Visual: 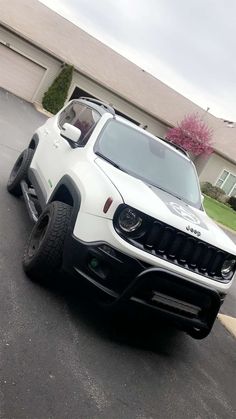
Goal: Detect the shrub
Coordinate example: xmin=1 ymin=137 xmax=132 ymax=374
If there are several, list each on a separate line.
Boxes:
xmin=201 ymin=181 xmax=226 ymax=201
xmin=228 ymin=196 xmax=236 ymax=211
xmin=42 ymin=64 xmax=73 ymax=114
xmin=217 ymin=194 xmax=229 ymax=204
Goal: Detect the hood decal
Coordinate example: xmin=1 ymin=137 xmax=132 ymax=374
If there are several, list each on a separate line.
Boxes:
xmin=166 ymin=201 xmax=207 ymax=229
xmin=168 ymin=202 xmax=200 ymax=224
xmin=147 ymin=185 xmax=208 ymax=230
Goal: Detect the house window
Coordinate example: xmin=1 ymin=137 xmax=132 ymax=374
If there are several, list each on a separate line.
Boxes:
xmin=231 ymin=185 xmax=236 ymax=197
xmin=216 ymin=170 xmax=236 ymax=196
xmin=215 ymin=170 xmax=229 ymax=188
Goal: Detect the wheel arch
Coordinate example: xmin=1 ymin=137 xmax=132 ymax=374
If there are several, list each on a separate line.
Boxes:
xmin=49 ymin=175 xmax=81 ymax=231
xmin=28 ymin=134 xmax=39 ymax=151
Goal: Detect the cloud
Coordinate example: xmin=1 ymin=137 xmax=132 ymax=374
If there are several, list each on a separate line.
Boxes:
xmin=40 ymin=0 xmax=236 ymax=120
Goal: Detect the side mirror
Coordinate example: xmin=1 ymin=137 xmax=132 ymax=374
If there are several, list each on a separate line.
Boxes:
xmin=61 ymin=123 xmax=81 ymax=145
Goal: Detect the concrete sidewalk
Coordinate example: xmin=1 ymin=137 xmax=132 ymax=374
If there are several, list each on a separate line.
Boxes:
xmin=218 ymin=314 xmax=236 ymax=338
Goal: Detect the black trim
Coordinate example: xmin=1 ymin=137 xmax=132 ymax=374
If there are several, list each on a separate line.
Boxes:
xmin=49 ymin=175 xmax=81 ymax=233
xmin=28 ymin=170 xmax=81 ymax=231
xmin=60 ymin=133 xmax=79 ymax=149
xmin=63 ymin=236 xmax=222 ymax=339
xmin=63 ymin=236 xmax=145 ymax=294
xmin=28 ymin=134 xmax=39 ymax=150
xmin=62 ymin=236 xmax=221 ymax=338
xmin=28 ymin=167 xmax=47 ymax=210
xmin=20 ymin=180 xmax=39 ymax=223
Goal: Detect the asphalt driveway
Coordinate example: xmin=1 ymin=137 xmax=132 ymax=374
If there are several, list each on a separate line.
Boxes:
xmin=0 ymin=88 xmax=236 ymax=419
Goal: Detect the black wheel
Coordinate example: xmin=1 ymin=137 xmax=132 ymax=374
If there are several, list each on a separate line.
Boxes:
xmin=7 ymin=148 xmax=34 ymax=196
xmin=23 ymin=201 xmax=72 ymax=282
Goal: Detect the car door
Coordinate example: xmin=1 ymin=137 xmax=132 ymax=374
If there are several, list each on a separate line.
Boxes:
xmin=33 ymin=100 xmax=100 ymax=203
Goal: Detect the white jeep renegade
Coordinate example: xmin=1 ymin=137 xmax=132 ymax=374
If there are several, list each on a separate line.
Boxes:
xmin=7 ymin=97 xmax=236 ymax=339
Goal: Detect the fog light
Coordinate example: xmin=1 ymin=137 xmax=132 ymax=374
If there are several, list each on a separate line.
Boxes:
xmin=89 ymin=258 xmax=99 ymax=269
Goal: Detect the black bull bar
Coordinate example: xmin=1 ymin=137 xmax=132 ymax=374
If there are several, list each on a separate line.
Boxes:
xmin=105 ymin=267 xmax=221 ymax=339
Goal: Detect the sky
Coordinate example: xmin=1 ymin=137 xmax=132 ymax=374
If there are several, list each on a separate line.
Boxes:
xmin=40 ymin=0 xmax=236 ymax=121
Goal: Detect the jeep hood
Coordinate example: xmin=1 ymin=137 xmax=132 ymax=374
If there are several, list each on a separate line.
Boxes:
xmin=95 ymin=158 xmax=236 ymax=255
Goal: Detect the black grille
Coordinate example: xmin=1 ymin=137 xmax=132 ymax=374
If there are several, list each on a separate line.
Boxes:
xmin=134 ymin=220 xmax=228 ymax=281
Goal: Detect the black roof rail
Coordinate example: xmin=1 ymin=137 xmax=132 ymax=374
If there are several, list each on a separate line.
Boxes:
xmin=158 ymin=137 xmax=190 ymax=158
xmin=79 ymin=97 xmax=116 ymax=116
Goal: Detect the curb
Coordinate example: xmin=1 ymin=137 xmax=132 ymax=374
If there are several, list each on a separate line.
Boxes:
xmin=33 ymin=102 xmax=54 ymax=118
xmin=216 ymin=221 xmax=236 ymax=235
xmin=218 ymin=314 xmax=236 ymax=338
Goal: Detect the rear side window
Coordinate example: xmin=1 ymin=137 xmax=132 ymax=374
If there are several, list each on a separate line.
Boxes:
xmin=59 ymin=101 xmax=100 ymax=143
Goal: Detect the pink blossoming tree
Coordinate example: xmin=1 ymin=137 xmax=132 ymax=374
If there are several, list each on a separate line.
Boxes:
xmin=165 ymin=113 xmax=213 ymax=156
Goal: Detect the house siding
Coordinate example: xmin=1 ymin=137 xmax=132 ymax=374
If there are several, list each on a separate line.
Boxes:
xmin=69 ymin=73 xmax=169 ymax=138
xmin=199 ymin=152 xmax=236 ymax=186
xmin=0 ymin=26 xmax=169 ymax=139
xmin=0 ymin=26 xmax=61 ymax=103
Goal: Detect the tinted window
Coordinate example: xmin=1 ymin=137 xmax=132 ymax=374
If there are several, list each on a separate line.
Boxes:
xmin=95 ymin=120 xmax=201 ymax=208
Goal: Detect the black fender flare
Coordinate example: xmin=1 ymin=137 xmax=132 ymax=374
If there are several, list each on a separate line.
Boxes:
xmin=28 ymin=133 xmax=39 ymax=151
xmin=48 ymin=175 xmax=82 ymax=233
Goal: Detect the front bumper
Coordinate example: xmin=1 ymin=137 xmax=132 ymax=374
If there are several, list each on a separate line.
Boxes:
xmin=63 ymin=236 xmax=222 ymax=339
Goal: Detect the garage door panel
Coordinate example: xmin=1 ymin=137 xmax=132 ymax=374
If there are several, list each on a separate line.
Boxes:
xmin=0 ymin=44 xmax=45 ymax=101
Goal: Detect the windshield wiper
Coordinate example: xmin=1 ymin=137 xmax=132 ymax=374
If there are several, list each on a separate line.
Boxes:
xmin=147 ymin=182 xmax=185 ymax=202
xmin=95 ymin=152 xmax=124 ymax=170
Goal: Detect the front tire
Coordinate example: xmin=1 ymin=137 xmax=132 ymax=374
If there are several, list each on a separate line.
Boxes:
xmin=7 ymin=148 xmax=34 ymax=196
xmin=23 ymin=201 xmax=72 ymax=282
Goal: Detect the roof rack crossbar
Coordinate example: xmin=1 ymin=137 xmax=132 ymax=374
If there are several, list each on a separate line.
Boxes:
xmin=79 ymin=97 xmax=115 ymax=116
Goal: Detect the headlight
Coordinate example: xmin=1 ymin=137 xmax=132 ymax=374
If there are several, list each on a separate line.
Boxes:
xmin=118 ymin=207 xmax=142 ymax=233
xmin=221 ymin=258 xmax=236 ymax=280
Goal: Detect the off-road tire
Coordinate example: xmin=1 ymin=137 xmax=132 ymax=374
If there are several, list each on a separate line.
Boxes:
xmin=7 ymin=148 xmax=34 ymax=196
xmin=23 ymin=201 xmax=72 ymax=282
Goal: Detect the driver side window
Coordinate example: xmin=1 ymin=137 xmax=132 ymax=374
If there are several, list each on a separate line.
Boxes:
xmin=59 ymin=101 xmax=100 ymax=144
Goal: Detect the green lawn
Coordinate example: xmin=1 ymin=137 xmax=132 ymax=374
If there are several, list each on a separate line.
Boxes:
xmin=203 ymin=195 xmax=236 ymax=231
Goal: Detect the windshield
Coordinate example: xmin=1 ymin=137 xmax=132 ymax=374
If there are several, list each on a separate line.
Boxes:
xmin=95 ymin=120 xmax=201 ymax=208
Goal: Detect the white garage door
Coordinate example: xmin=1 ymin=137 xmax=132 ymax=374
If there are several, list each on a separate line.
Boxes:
xmin=0 ymin=44 xmax=46 ymax=101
